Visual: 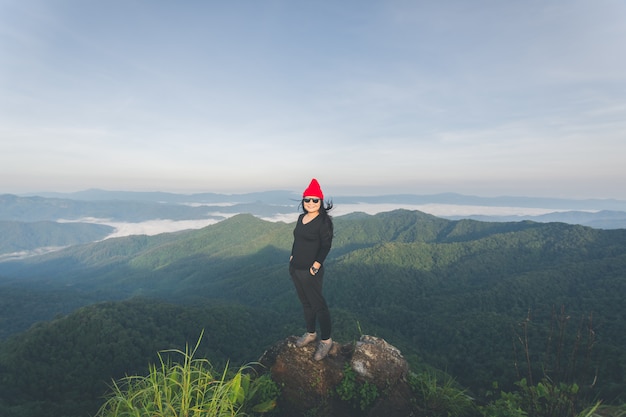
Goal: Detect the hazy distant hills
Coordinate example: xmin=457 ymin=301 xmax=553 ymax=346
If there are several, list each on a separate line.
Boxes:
xmin=446 ymin=210 xmax=626 ymax=229
xmin=29 ymin=189 xmax=300 ymax=204
xmin=0 ymin=193 xmax=242 ymax=222
xmin=27 ymin=188 xmax=626 ymax=211
xmin=0 ymin=221 xmax=114 ymax=261
xmin=2 ymin=189 xmax=626 ymax=229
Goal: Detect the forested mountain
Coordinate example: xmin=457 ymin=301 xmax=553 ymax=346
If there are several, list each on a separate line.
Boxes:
xmin=1 ymin=210 xmax=625 ymax=417
xmin=0 ymin=193 xmax=238 ymax=222
xmin=0 ymin=220 xmax=113 ymax=258
xmin=0 ymin=299 xmax=287 ymax=417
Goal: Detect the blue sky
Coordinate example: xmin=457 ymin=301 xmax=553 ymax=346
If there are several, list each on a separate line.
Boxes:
xmin=1 ymin=1 xmax=625 ymax=199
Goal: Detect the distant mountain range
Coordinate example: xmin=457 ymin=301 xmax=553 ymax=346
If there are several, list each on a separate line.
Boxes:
xmin=5 ymin=188 xmax=626 ymax=221
xmin=444 ymin=210 xmax=626 ymax=229
xmin=24 ymin=188 xmax=626 ymax=211
xmin=1 ymin=189 xmax=625 ymax=259
xmin=0 ymin=221 xmax=113 ymax=261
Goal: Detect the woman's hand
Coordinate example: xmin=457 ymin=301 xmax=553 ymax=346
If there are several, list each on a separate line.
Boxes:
xmin=310 ymin=262 xmax=321 ymax=275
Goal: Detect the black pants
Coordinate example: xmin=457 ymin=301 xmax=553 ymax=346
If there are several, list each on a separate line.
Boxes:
xmin=290 ymin=266 xmax=331 ymax=340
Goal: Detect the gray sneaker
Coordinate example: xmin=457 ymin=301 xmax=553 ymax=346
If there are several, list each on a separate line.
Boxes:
xmin=314 ymin=339 xmax=332 ymax=361
xmin=296 ymin=332 xmax=317 ymax=348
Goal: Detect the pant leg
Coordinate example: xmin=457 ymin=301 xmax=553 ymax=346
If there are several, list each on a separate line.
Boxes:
xmin=290 ymin=267 xmax=331 ymax=340
xmin=290 ymin=267 xmax=317 ymax=333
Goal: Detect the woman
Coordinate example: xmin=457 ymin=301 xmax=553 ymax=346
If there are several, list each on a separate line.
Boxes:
xmin=289 ymin=178 xmax=334 ymax=361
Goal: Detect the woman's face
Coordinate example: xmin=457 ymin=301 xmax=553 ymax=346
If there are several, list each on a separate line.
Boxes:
xmin=303 ymin=196 xmax=321 ymax=213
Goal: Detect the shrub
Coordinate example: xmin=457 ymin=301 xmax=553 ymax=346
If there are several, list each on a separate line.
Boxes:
xmin=408 ymin=370 xmax=478 ymax=417
xmin=335 ymin=364 xmax=379 ymax=411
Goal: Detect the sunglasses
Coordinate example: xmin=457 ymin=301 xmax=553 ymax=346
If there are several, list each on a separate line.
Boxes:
xmin=303 ymin=198 xmax=320 ymax=203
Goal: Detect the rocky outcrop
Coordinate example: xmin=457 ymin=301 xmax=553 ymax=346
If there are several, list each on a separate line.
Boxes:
xmin=256 ymin=335 xmax=416 ymax=417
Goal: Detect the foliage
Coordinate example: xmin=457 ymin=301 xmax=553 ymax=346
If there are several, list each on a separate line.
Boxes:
xmin=480 ymin=307 xmax=603 ymax=417
xmin=516 ymin=377 xmax=581 ymax=417
xmin=0 ymin=285 xmax=101 ymax=340
xmin=480 ymin=388 xmax=528 ymax=417
xmin=407 ymin=370 xmax=478 ymax=417
xmin=334 ymin=364 xmax=379 ymax=411
xmin=95 ymin=332 xmax=278 ymax=417
xmin=480 ymin=380 xmax=619 ymax=417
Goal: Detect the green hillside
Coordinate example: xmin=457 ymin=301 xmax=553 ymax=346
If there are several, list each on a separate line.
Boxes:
xmin=0 ymin=220 xmax=114 ymax=257
xmin=1 ymin=210 xmax=626 ymax=417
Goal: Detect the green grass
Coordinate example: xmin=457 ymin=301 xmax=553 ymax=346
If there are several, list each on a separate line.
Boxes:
xmin=95 ymin=331 xmax=278 ymax=417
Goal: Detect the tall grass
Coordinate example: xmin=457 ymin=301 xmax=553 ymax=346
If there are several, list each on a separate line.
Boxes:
xmin=408 ymin=370 xmax=478 ymax=417
xmin=95 ymin=331 xmax=277 ymax=417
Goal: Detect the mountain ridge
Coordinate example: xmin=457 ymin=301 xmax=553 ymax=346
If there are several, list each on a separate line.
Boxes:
xmin=0 ymin=220 xmax=114 ymax=259
xmin=4 ymin=191 xmax=626 ymax=229
xmin=21 ymin=188 xmax=626 ymax=210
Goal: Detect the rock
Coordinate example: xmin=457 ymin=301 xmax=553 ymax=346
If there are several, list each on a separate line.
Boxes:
xmin=350 ymin=335 xmax=409 ymax=389
xmin=256 ymin=335 xmax=416 ymax=417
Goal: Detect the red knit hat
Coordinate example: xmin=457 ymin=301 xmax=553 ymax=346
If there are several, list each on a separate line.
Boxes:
xmin=303 ymin=178 xmax=324 ymax=200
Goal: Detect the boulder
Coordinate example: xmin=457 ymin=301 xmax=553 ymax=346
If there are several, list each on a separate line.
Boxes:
xmin=350 ymin=335 xmax=409 ymax=389
xmin=256 ymin=335 xmax=416 ymax=417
